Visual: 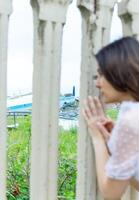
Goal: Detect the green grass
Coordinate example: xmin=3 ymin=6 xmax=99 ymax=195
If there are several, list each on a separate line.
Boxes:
xmin=7 ymin=116 xmax=31 ymax=200
xmin=7 ymin=116 xmax=77 ymax=200
xmin=58 ymin=127 xmax=77 ymax=199
xmin=6 ymin=107 xmax=118 ymax=199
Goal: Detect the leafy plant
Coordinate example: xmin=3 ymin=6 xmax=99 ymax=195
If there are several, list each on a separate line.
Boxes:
xmin=7 ymin=116 xmax=31 ymax=200
xmin=7 ymin=117 xmax=77 ymax=200
xmin=6 ymin=107 xmax=119 ymax=199
xmin=106 ymin=108 xmax=119 ymax=120
xmin=58 ymin=127 xmax=77 ymax=199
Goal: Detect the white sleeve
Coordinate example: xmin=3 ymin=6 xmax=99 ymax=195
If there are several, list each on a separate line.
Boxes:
xmin=106 ymin=109 xmax=139 ymax=180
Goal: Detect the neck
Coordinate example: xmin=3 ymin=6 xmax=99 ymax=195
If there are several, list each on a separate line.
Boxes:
xmin=120 ymin=94 xmax=136 ymax=103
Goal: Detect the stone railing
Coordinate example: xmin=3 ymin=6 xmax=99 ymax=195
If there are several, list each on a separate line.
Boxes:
xmin=0 ymin=0 xmax=139 ymax=199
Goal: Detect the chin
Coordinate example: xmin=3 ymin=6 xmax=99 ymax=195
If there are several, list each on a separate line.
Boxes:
xmin=100 ymin=95 xmax=109 ymax=103
xmin=104 ymin=99 xmax=112 ymax=104
xmin=102 ymin=95 xmax=117 ymax=104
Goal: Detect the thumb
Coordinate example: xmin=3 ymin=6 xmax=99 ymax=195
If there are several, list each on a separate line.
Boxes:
xmin=97 ymin=122 xmax=108 ymax=133
xmin=97 ymin=122 xmax=111 ymax=140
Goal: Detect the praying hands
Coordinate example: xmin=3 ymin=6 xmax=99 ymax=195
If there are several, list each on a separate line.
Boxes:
xmin=82 ymin=96 xmax=114 ymax=142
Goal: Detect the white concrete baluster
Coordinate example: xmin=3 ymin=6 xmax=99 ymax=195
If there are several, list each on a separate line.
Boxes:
xmin=76 ymin=0 xmax=116 ymax=199
xmin=118 ymin=0 xmax=133 ymax=36
xmin=118 ymin=0 xmax=139 ymax=40
xmin=131 ymin=185 xmax=139 ymax=200
xmin=30 ymin=0 xmax=71 ymax=199
xmin=0 ymin=1 xmax=12 ymax=199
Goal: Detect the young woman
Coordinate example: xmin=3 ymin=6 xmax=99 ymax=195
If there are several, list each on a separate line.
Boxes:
xmin=83 ymin=37 xmax=139 ymax=199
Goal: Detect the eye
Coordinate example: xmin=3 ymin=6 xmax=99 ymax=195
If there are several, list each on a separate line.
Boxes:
xmin=93 ymin=75 xmax=98 ymax=80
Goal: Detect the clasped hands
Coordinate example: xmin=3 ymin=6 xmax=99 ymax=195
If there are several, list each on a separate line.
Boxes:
xmin=82 ymin=96 xmax=114 ymax=142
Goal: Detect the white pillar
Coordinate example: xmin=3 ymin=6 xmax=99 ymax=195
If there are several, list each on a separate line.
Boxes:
xmin=131 ymin=185 xmax=139 ymax=199
xmin=30 ymin=0 xmax=71 ymax=199
xmin=76 ymin=0 xmax=116 ymax=199
xmin=90 ymin=0 xmax=117 ymax=52
xmin=118 ymin=0 xmax=139 ymax=40
xmin=0 ymin=1 xmax=12 ymax=199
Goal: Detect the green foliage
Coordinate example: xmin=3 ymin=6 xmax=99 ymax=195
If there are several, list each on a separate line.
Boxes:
xmin=7 ymin=116 xmax=31 ymax=200
xmin=58 ymin=127 xmax=77 ymax=199
xmin=106 ymin=108 xmax=119 ymax=120
xmin=7 ymin=117 xmax=77 ymax=199
xmin=6 ymin=107 xmax=119 ymax=199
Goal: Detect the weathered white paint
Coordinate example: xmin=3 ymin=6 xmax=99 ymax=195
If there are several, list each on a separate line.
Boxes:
xmin=30 ymin=0 xmax=71 ymax=199
xmin=91 ymin=0 xmax=117 ymax=52
xmin=0 ymin=0 xmax=12 ymax=14
xmin=0 ymin=1 xmax=12 ymax=199
xmin=118 ymin=0 xmax=139 ymax=39
xmin=76 ymin=0 xmax=116 ymax=199
xmin=131 ymin=185 xmax=139 ymax=199
xmin=76 ymin=13 xmax=99 ymax=199
xmin=39 ymin=2 xmax=70 ymax=23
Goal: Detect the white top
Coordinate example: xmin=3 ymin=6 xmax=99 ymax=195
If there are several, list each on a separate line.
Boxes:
xmin=106 ymin=101 xmax=139 ymax=181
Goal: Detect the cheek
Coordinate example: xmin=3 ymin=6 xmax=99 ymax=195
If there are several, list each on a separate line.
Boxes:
xmin=99 ymin=78 xmax=104 ymax=86
xmin=101 ymin=80 xmax=108 ymax=88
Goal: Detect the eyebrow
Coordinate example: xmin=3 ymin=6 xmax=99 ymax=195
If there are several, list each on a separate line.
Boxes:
xmin=97 ymin=68 xmax=103 ymax=75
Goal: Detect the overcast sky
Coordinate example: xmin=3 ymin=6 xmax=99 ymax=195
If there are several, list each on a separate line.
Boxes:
xmin=7 ymin=0 xmax=122 ymax=96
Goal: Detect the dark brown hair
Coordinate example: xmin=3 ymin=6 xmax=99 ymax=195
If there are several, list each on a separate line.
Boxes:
xmin=95 ymin=37 xmax=139 ymax=101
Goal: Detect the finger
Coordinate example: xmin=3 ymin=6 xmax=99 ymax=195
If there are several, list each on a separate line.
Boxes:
xmin=83 ymin=100 xmax=93 ymax=119
xmin=99 ymin=126 xmax=110 ymax=139
xmin=103 ymin=131 xmax=111 ymax=142
xmin=94 ymin=96 xmax=105 ymax=117
xmin=102 ymin=119 xmax=115 ymax=132
xmin=97 ymin=122 xmax=111 ymax=141
xmin=102 ymin=131 xmax=111 ymax=142
xmin=101 ymin=119 xmax=114 ymax=127
xmin=87 ymin=96 xmax=97 ymax=116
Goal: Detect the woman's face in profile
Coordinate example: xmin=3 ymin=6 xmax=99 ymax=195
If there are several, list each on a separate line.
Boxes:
xmin=95 ymin=71 xmax=132 ymax=104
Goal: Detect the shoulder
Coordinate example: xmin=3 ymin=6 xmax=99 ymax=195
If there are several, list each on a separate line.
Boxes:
xmin=118 ymin=101 xmax=139 ymax=132
xmin=108 ymin=101 xmax=139 ymax=154
xmin=119 ymin=101 xmax=139 ymax=120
